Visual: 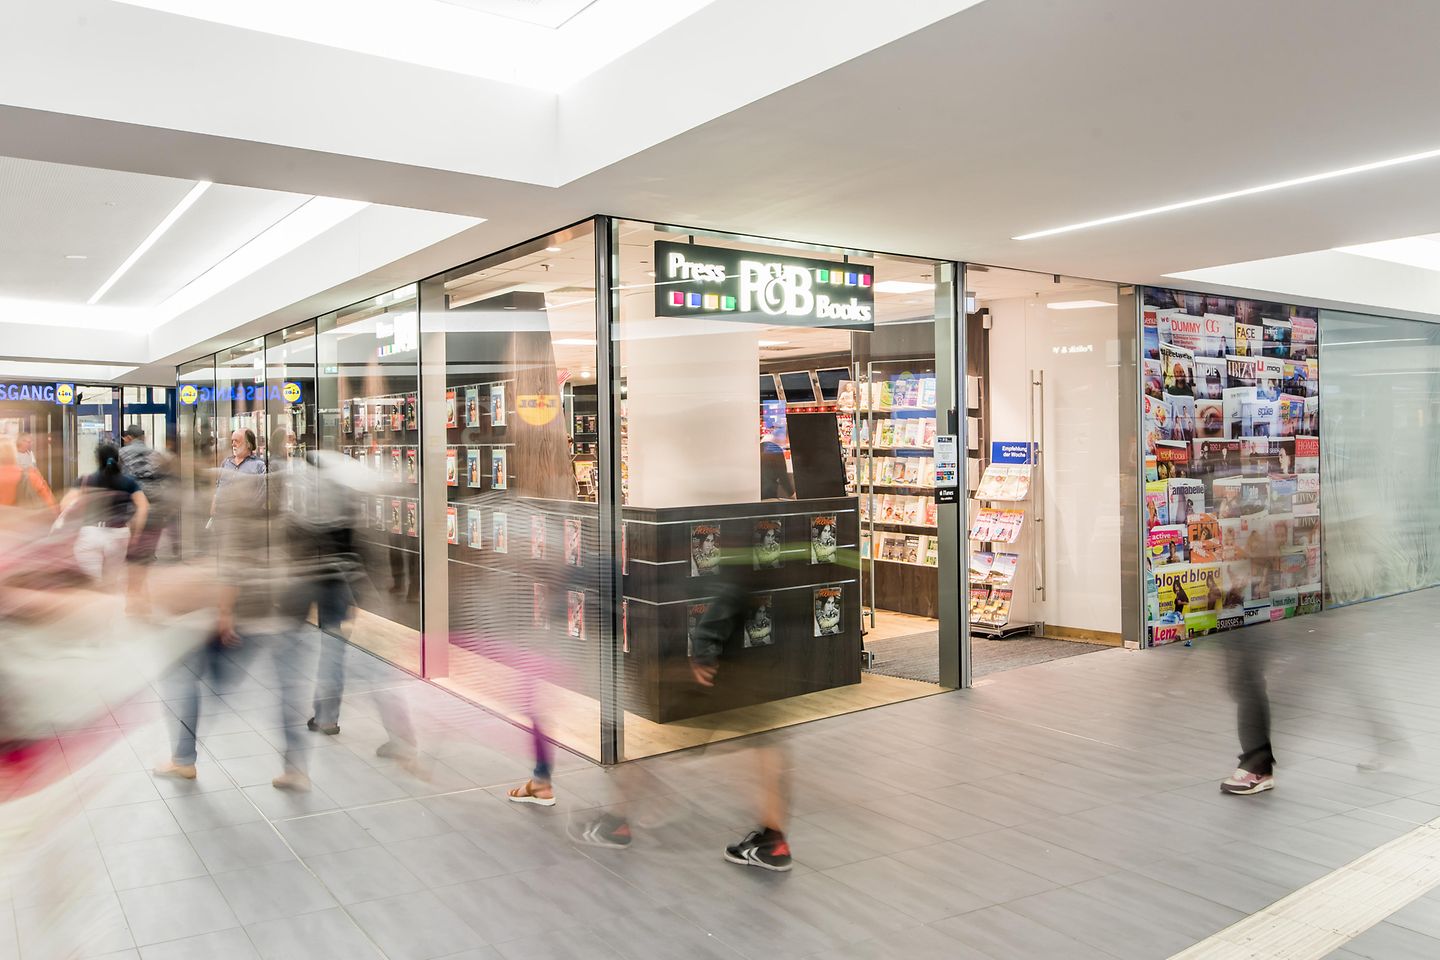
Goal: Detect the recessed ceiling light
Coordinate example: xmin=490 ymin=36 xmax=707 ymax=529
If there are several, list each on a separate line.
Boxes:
xmin=1013 ymin=144 xmax=1440 ymax=240
xmin=758 ymin=339 xmax=789 ymax=347
xmin=554 ymin=337 xmax=597 ymax=345
xmin=89 ymin=181 xmax=212 ymax=305
xmin=545 ymin=245 xmax=563 ymax=253
xmin=503 ymin=304 xmax=517 ymax=310
xmin=581 ymin=370 xmax=593 ymax=379
xmin=1046 ymin=300 xmax=1115 ymax=310
xmin=873 ymin=280 xmax=932 ymax=294
xmin=65 ymin=254 xmax=88 ymax=260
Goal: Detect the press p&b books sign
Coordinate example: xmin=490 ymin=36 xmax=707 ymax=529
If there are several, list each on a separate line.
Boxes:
xmin=654 ymin=241 xmax=875 ymax=329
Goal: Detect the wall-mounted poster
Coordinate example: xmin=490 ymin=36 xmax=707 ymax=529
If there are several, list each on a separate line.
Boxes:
xmin=446 ymin=505 xmax=458 ymax=544
xmin=752 ymin=519 xmax=783 ymax=570
xmin=564 ymin=517 xmax=583 ymax=567
xmin=492 ymin=512 xmax=509 ymax=554
xmin=743 ymin=595 xmax=774 ymax=647
xmin=467 ymin=448 xmax=480 ymax=487
xmin=405 ymin=499 xmax=418 ymax=538
xmin=445 ymin=447 xmax=458 ymax=487
xmin=467 ymin=507 xmax=482 ymax=549
xmin=491 ymin=448 xmax=508 ymax=490
xmin=566 ymin=591 xmax=585 ymax=639
xmin=490 ymin=383 xmax=507 ymax=427
xmin=389 ymin=498 xmax=402 ymax=535
xmin=445 ymin=389 xmax=457 ymax=428
xmin=813 ymin=585 xmax=843 ymax=637
xmin=809 ymin=514 xmax=838 ymax=564
xmin=1143 ymin=287 xmax=1321 ymax=646
xmin=690 ymin=523 xmax=721 ymax=577
xmin=465 ymin=386 xmax=480 ymax=428
xmin=531 ymin=516 xmax=546 ymax=560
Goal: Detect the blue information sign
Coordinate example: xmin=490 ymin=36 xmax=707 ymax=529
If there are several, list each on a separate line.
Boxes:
xmin=990 ymin=441 xmax=1035 ymax=464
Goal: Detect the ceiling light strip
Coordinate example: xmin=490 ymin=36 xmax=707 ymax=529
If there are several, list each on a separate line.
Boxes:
xmin=1013 ymin=146 xmax=1440 ymax=241
xmin=88 ymin=181 xmax=212 ymax=304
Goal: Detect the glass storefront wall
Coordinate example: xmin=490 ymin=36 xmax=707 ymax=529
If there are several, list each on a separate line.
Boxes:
xmin=1140 ymin=287 xmax=1323 ymax=646
xmin=1319 ymin=310 xmax=1440 ymax=605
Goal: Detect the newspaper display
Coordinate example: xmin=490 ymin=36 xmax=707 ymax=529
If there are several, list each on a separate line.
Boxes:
xmin=1142 ymin=289 xmax=1321 ymax=645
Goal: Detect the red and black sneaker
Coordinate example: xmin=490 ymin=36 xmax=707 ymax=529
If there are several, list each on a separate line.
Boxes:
xmin=724 ymin=828 xmax=792 ymax=872
xmin=568 ymin=813 xmax=632 ymax=849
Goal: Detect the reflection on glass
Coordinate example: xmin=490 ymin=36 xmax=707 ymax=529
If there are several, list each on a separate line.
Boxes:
xmin=176 ymin=357 xmax=217 ymax=558
xmin=424 ymin=224 xmax=603 ymax=760
xmin=1320 ymin=310 xmax=1440 ymax=604
xmin=613 ymin=220 xmax=948 ymax=761
xmin=266 ymin=322 xmax=317 ymax=573
xmin=318 ymin=287 xmax=422 ymax=673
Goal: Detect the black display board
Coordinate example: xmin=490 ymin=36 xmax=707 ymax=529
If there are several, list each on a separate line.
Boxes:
xmin=786 ymin=411 xmax=847 ymax=499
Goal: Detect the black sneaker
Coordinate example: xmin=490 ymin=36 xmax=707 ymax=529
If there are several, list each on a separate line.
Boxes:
xmin=567 ymin=813 xmax=632 ymax=849
xmin=307 ymin=717 xmax=340 ymax=735
xmin=724 ymin=828 xmax=792 ymax=872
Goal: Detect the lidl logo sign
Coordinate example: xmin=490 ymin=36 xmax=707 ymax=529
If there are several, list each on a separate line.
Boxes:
xmin=54 ymin=383 xmax=75 ymax=405
xmin=178 ymin=384 xmax=199 ymax=405
xmin=516 ymin=394 xmax=559 ymax=426
xmin=282 ymin=381 xmax=302 ymax=404
xmin=177 ymin=384 xmax=304 ymax=404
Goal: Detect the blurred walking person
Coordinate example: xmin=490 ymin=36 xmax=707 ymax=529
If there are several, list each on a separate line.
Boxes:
xmin=0 ymin=438 xmax=54 ymax=511
xmin=61 ymin=442 xmax=148 ymax=591
xmin=1220 ymin=636 xmax=1275 ymax=795
xmin=120 ymin=424 xmax=176 ymax=615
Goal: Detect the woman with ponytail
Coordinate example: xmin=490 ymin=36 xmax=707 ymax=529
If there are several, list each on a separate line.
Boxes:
xmin=60 ymin=442 xmax=149 ymax=590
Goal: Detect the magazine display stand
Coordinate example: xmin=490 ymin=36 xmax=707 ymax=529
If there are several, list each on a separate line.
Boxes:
xmin=620 ymin=498 xmax=862 ymax=723
xmin=339 ymin=390 xmax=424 ymax=564
xmin=842 ymin=360 xmax=941 ymax=622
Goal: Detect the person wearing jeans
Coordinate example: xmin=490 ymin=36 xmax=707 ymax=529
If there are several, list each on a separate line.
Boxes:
xmin=1221 ymin=636 xmax=1275 ymax=795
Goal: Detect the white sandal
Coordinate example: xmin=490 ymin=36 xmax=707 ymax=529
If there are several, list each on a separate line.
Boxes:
xmin=507 ymin=779 xmax=556 ymax=806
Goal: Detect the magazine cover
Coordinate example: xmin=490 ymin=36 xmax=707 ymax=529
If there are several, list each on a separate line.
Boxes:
xmin=922 ymin=536 xmax=939 ymax=566
xmin=690 ymin=523 xmax=721 ymax=576
xmin=446 ymin=505 xmax=458 ymax=544
xmin=445 ymin=389 xmax=457 ymax=428
xmin=1154 ymin=441 xmax=1191 ymax=480
xmin=389 ymin=498 xmax=403 ymax=534
xmin=532 ymin=584 xmax=548 ymax=629
xmin=341 ymin=402 xmax=353 ymax=435
xmin=1160 ymin=313 xmax=1206 ymax=353
xmin=1148 ymin=524 xmax=1188 ymax=568
xmin=752 ymin=519 xmax=783 ymax=570
xmin=1192 ymin=356 xmax=1225 ymax=400
xmin=900 ymin=535 xmax=921 ymax=564
xmin=390 ymin=399 xmax=404 ymax=433
xmin=996 ymin=464 xmax=1032 ymax=500
xmin=1256 ymin=358 xmax=1284 ymax=401
xmin=1270 ymin=587 xmax=1299 ymax=619
xmin=969 ymin=551 xmax=996 ymax=582
xmin=1160 ymin=342 xmax=1195 ymax=395
xmin=446 ymin=447 xmax=458 ymax=486
xmin=969 ymin=585 xmax=992 ymax=622
xmin=467 ymin=448 xmax=480 ymax=486
xmin=1143 ymin=393 xmax=1169 ymax=455
xmin=1235 ymin=323 xmax=1263 ymax=357
xmin=1196 ymin=399 xmax=1225 ymax=439
xmin=1155 ymin=562 xmax=1222 ymax=616
xmin=1243 ymin=395 xmax=1280 ymax=438
xmin=566 ymin=591 xmax=585 ymax=639
xmin=989 ymin=552 xmax=1020 ymax=584
xmin=405 ymin=499 xmax=418 ymax=538
xmin=1202 ymin=313 xmax=1237 ymax=358
xmin=490 ymin=383 xmax=507 ymax=426
xmin=1165 ymin=478 xmax=1206 ymax=526
xmin=1187 ymin=514 xmax=1222 ymax=563
xmin=1165 ymin=394 xmax=1196 ymax=442
xmin=983 ymin=587 xmax=1014 ymax=626
xmin=621 ymin=598 xmax=628 ymax=654
xmin=355 ymin=401 xmax=369 ymax=434
xmin=564 ymin=517 xmax=583 ymax=567
xmin=1226 ymin=355 xmax=1258 ymax=388
xmin=467 ymin=507 xmax=482 ymax=549
xmin=1269 ymin=475 xmax=1297 ymax=515
xmin=975 ymin=464 xmax=1008 ymax=499
xmin=685 ymin=601 xmax=710 ymax=656
xmin=405 ymin=393 xmax=417 ymax=431
xmin=813 ymin=586 xmax=843 ymax=637
xmin=1193 ymin=439 xmax=1241 ymax=480
xmin=390 ymin=446 xmax=403 ymax=482
xmin=492 ymin=512 xmax=509 ymax=554
xmin=1277 ymin=394 xmax=1305 ymax=437
xmin=1297 ymin=584 xmax=1322 ymax=615
xmin=810 ymin=514 xmax=838 ymax=564
xmin=836 ymin=380 xmax=859 ymax=411
xmin=530 ymin=515 xmax=546 ymax=560
xmin=491 ymin=448 xmax=507 ymax=489
xmin=406 ymin=446 xmax=418 ymax=484
xmin=465 ymin=386 xmax=480 ymax=428
xmin=1262 ymin=318 xmax=1292 ymax=360
xmin=1144 ymin=480 xmax=1169 ymax=528
xmin=1142 ymin=308 xmax=1161 ymax=359
xmin=1150 ymin=619 xmax=1186 ymax=646
xmin=373 ymin=496 xmax=384 ymax=531
xmin=743 ymin=595 xmax=774 ymax=647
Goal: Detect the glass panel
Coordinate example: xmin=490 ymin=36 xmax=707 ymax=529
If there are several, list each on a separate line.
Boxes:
xmin=964 ymin=267 xmax=1127 ymax=662
xmin=613 ymin=220 xmax=950 ymax=760
xmin=1140 ymin=288 xmax=1322 ymax=643
xmin=73 ymin=385 xmax=121 ymax=481
xmin=318 ymin=286 xmax=422 ymax=673
xmin=421 ymin=223 xmax=603 ymax=761
xmin=176 ymin=357 xmax=218 ymax=558
xmin=1319 ymin=310 xmax=1440 ymax=604
xmin=265 ymin=321 xmax=318 ymax=566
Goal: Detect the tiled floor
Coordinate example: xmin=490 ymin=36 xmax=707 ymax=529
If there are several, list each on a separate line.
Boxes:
xmin=5 ymin=587 xmax=1440 ymax=959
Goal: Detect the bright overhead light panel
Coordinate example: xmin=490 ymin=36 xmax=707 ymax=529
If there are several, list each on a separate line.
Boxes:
xmin=1013 ymin=145 xmax=1440 ymax=240
xmin=89 ymin=181 xmax=211 ymax=304
xmin=1333 ymin=236 xmax=1440 ymax=271
xmin=1046 ymin=300 xmax=1114 ymax=310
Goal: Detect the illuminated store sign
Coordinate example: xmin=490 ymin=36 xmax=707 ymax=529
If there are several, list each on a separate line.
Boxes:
xmin=179 ymin=382 xmax=303 ymax=404
xmin=654 ymin=241 xmax=874 ymax=327
xmin=0 ymin=382 xmax=74 ymax=404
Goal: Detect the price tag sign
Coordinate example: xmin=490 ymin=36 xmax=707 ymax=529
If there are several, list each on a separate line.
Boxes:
xmin=934 ymin=434 xmax=959 ymax=504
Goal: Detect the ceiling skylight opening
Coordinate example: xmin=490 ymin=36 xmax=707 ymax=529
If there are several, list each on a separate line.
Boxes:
xmin=89 ymin=181 xmax=211 ymax=304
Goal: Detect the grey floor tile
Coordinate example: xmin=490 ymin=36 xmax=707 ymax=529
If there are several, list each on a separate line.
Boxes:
xmin=589 ymin=906 xmax=745 ymax=960
xmin=118 ymin=876 xmax=239 ymax=946
xmin=804 ymin=924 xmax=996 ymax=960
xmin=304 ymin=845 xmax=425 ymax=904
xmin=245 ymin=907 xmax=382 ymax=960
xmin=671 ymin=889 xmax=844 ymax=960
xmin=78 ymin=770 xmax=163 ymax=810
xmin=824 ymin=854 xmax=989 ymax=923
xmin=166 ymin=789 xmax=264 ymax=833
xmin=349 ymin=798 xmax=454 ymax=843
xmin=211 ymin=860 xmax=337 ymax=925
xmin=100 ymin=834 xmax=209 ymax=891
xmin=433 ymin=875 xmax=583 ymax=946
xmin=762 ymin=872 xmax=921 ymax=946
xmin=88 ymin=800 xmax=183 ymax=845
xmin=856 ymin=792 xmax=1003 ymax=841
xmin=348 ymin=891 xmax=486 ymax=960
xmin=188 ymin=822 xmax=296 ymax=874
xmin=785 ymin=818 xmax=889 ymax=871
xmin=1343 ymin=920 xmax=1440 ymax=959
xmin=955 ymin=827 xmax=1117 ymax=885
xmin=933 ymin=903 xmax=1121 ymax=960
xmin=137 ymin=926 xmax=260 ymax=960
xmin=200 ymin=732 xmax=276 ymax=761
xmin=930 ymin=773 xmax=1105 ymax=827
xmin=493 ymin=927 xmax=625 ymax=960
xmin=15 ymin=890 xmax=134 ymax=959
xmin=385 ymin=833 xmax=508 ymax=887
xmin=797 ymin=805 xmax=946 ymax=854
xmin=274 ymin=811 xmax=377 ymax=858
xmin=240 ymin=781 xmax=341 ymax=820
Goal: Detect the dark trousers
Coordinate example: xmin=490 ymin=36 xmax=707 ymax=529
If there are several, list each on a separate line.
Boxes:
xmin=1226 ymin=638 xmax=1275 ymax=775
xmin=172 ymin=636 xmax=246 ymax=766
